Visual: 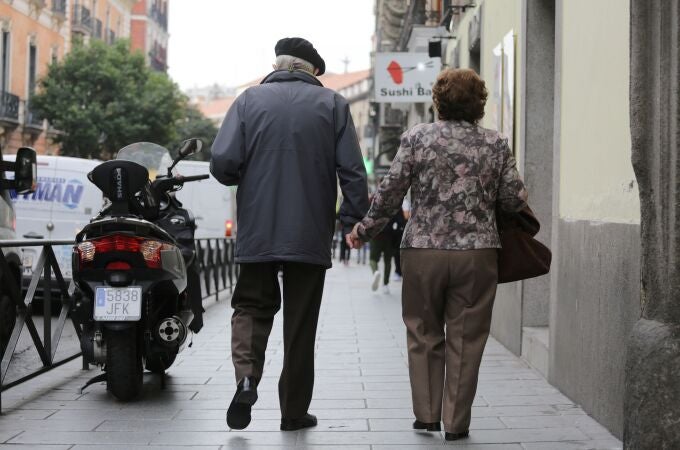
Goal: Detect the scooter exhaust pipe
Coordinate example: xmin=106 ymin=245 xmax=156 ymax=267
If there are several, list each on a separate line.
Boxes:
xmin=156 ymin=316 xmax=188 ymax=347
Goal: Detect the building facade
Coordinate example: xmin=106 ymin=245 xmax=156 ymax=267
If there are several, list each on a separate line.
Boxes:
xmin=0 ymin=0 xmax=166 ymax=155
xmin=0 ymin=0 xmax=70 ymax=154
xmin=130 ymin=0 xmax=168 ymax=71
xmin=372 ymin=0 xmax=641 ymax=440
xmin=71 ymin=0 xmax=134 ymax=46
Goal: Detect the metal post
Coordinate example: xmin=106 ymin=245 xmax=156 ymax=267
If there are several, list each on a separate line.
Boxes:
xmin=212 ymin=240 xmax=219 ymax=303
xmin=43 ymin=246 xmax=52 ymax=364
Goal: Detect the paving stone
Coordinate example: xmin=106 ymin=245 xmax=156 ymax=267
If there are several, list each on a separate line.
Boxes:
xmin=374 ymin=446 xmax=522 ymax=450
xmin=369 ymin=417 xmax=506 ymax=431
xmin=483 ymin=394 xmax=575 ymax=407
xmin=0 ymin=418 xmax=104 ymax=432
xmin=150 ymin=430 xmax=297 ymax=446
xmin=94 ymin=418 xmax=367 ymax=432
xmin=0 ymin=409 xmax=57 ymax=420
xmin=72 ymin=446 xmax=220 ymax=450
xmin=456 ymin=428 xmax=589 ymax=444
xmin=46 ymin=408 xmax=180 ymax=421
xmin=8 ymin=431 xmax=159 ymax=445
xmin=298 ymin=430 xmax=445 ymax=445
xmin=0 ymin=445 xmax=72 ymax=450
xmin=521 ymin=441 xmax=623 ymax=449
xmin=0 ymin=433 xmax=21 ymax=445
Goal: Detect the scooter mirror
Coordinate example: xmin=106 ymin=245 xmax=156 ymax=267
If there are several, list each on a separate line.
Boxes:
xmin=178 ymin=138 xmax=203 ymax=158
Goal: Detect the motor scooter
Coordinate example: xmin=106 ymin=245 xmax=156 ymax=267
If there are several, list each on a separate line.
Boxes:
xmin=71 ymin=139 xmax=207 ymax=400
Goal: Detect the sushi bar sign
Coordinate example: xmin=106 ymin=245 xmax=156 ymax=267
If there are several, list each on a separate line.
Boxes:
xmin=374 ymin=53 xmax=441 ymax=103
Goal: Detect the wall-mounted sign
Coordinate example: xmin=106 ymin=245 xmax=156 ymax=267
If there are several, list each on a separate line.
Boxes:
xmin=374 ymin=53 xmax=441 ymax=103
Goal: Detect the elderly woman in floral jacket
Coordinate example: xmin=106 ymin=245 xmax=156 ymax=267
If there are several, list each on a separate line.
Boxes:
xmin=348 ymin=68 xmax=527 ymax=441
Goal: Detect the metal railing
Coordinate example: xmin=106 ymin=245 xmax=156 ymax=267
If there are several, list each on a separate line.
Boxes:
xmin=24 ymin=102 xmax=43 ymax=129
xmin=72 ymin=6 xmax=93 ymax=33
xmin=195 ymin=238 xmax=238 ymax=302
xmin=0 ymin=240 xmax=77 ymax=413
xmin=52 ymin=0 xmax=67 ymax=16
xmin=150 ymin=4 xmax=168 ymax=30
xmin=0 ymin=91 xmax=20 ymax=123
xmin=0 ymin=237 xmax=236 ymax=413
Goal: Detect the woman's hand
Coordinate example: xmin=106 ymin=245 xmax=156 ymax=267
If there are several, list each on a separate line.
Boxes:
xmin=345 ymin=223 xmax=363 ymax=249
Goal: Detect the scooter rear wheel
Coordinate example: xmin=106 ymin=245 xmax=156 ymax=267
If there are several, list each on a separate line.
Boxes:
xmin=105 ymin=328 xmax=143 ymax=401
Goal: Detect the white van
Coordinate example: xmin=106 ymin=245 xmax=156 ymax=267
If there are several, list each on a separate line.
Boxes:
xmin=174 ymin=160 xmax=236 ymax=238
xmin=8 ymin=155 xmax=103 ymax=279
xmin=9 ymin=156 xmax=234 ymax=279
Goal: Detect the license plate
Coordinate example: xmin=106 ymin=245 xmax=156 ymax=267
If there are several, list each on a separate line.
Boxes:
xmin=94 ymin=286 xmax=142 ymax=321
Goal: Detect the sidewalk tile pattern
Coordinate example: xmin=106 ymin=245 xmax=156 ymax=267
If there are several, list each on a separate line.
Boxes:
xmin=0 ymin=265 xmax=622 ymax=449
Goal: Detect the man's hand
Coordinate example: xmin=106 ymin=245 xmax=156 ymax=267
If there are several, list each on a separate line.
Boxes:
xmin=345 ymin=223 xmax=363 ymax=249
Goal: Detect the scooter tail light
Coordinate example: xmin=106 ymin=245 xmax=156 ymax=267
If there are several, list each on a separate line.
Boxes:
xmin=77 ymin=241 xmax=96 ymax=263
xmin=76 ymin=234 xmax=166 ymax=269
xmin=140 ymin=240 xmax=173 ymax=269
xmin=94 ymin=235 xmax=142 ymax=253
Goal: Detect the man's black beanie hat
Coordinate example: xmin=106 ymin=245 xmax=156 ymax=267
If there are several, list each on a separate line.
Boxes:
xmin=275 ymin=37 xmax=326 ymax=75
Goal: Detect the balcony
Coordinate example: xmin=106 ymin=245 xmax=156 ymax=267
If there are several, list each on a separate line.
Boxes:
xmin=150 ymin=4 xmax=168 ymax=31
xmin=397 ymin=0 xmax=445 ymax=51
xmin=72 ymin=6 xmax=93 ymax=35
xmin=149 ymin=42 xmax=167 ymax=72
xmin=23 ymin=102 xmax=44 ymax=134
xmin=0 ymin=91 xmax=20 ymax=128
xmin=107 ymin=29 xmax=116 ymax=44
xmin=94 ymin=19 xmax=103 ymax=40
xmin=52 ymin=0 xmax=66 ymax=17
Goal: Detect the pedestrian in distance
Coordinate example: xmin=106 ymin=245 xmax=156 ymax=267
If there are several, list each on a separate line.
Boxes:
xmin=368 ymin=208 xmax=404 ymax=294
xmin=210 ymin=37 xmax=369 ymax=432
xmin=347 ymin=68 xmax=528 ymax=441
xmin=391 ymin=202 xmax=408 ymax=281
xmin=336 ymin=209 xmax=351 ymax=266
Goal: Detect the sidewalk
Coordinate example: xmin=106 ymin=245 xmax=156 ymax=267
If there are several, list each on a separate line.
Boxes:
xmin=0 ymin=263 xmax=622 ymax=449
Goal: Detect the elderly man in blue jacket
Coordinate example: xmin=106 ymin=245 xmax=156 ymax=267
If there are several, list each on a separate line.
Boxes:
xmin=210 ymin=37 xmax=369 ymax=432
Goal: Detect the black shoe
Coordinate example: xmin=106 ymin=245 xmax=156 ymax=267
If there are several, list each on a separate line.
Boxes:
xmin=280 ymin=413 xmax=318 ymax=431
xmin=445 ymin=430 xmax=470 ymax=441
xmin=226 ymin=377 xmax=258 ymax=430
xmin=413 ymin=420 xmax=441 ymax=431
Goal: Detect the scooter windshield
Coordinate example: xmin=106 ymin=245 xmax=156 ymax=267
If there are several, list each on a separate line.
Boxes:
xmin=116 ymin=142 xmax=174 ymax=180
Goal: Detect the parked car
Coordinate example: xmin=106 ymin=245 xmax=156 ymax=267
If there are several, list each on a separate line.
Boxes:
xmin=0 ymin=147 xmax=37 ymax=356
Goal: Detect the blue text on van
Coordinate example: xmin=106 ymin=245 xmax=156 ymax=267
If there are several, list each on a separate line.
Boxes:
xmin=10 ymin=177 xmax=84 ymax=210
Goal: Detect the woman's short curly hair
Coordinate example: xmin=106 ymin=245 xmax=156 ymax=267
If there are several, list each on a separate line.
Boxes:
xmin=432 ymin=68 xmax=488 ymax=123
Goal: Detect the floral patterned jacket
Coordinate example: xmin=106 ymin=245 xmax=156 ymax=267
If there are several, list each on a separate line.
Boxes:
xmin=357 ymin=120 xmax=528 ymax=250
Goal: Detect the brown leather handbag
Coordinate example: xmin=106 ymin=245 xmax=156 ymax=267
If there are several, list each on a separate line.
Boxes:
xmin=496 ymin=205 xmax=552 ymax=284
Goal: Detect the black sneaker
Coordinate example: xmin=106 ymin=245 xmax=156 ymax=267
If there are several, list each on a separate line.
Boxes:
xmin=226 ymin=377 xmax=258 ymax=430
xmin=280 ymin=413 xmax=318 ymax=431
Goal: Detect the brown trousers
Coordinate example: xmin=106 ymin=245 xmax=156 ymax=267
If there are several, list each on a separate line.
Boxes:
xmin=230 ymin=262 xmax=326 ymax=419
xmin=401 ymin=248 xmax=498 ymax=434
